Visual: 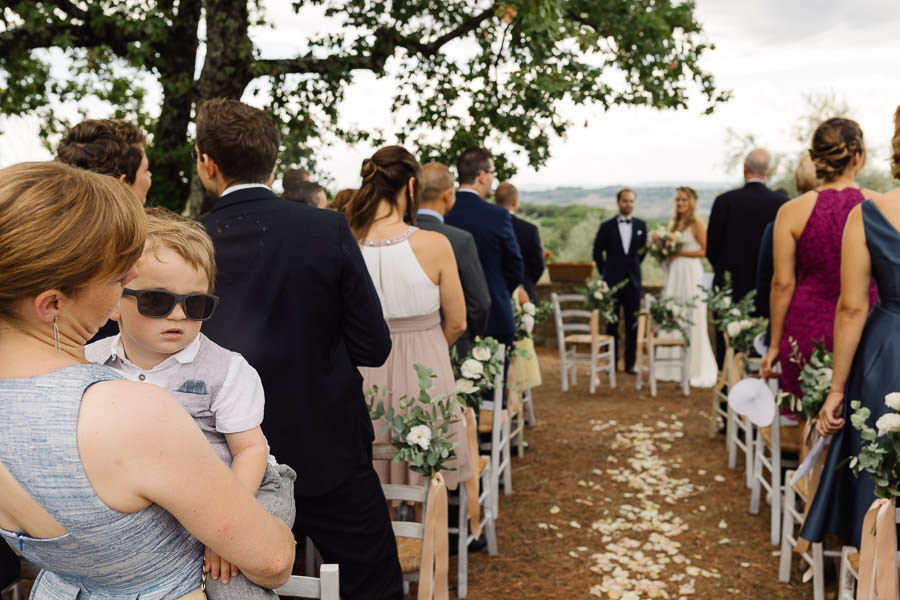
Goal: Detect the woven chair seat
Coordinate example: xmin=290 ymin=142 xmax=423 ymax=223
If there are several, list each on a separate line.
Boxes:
xmin=759 ymin=423 xmax=804 ymax=456
xmin=563 ymin=333 xmax=613 ymax=345
xmin=478 ymin=408 xmax=507 ymax=433
xmin=395 ymin=536 xmax=422 ymax=574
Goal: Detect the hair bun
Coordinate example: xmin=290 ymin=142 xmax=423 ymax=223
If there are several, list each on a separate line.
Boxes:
xmin=360 ymin=158 xmax=380 ymax=183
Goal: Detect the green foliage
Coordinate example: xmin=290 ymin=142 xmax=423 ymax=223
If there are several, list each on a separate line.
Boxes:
xmin=775 ymin=339 xmax=833 ymax=429
xmin=577 ymin=278 xmax=627 ymax=324
xmin=846 ymin=396 xmax=900 ymax=499
xmin=701 ymin=272 xmax=767 ymax=356
xmin=645 ymin=294 xmax=696 ymax=346
xmin=450 ymin=336 xmax=504 ymax=409
xmin=367 ymin=363 xmax=460 ymax=479
xmin=2 ymin=0 xmax=727 ymax=212
xmin=511 ymin=297 xmax=552 ymax=343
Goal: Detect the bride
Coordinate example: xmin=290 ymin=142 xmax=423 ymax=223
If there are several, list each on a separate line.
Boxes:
xmin=656 ymin=187 xmax=719 ymax=388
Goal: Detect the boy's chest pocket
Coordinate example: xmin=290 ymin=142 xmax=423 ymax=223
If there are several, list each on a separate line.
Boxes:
xmin=171 ymin=380 xmax=215 ymax=427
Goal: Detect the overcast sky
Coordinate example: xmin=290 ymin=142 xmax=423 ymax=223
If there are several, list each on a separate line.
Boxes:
xmin=2 ymin=0 xmax=899 ymax=190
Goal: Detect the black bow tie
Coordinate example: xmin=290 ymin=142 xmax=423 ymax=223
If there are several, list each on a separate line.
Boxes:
xmin=617 ymin=217 xmax=632 ymax=224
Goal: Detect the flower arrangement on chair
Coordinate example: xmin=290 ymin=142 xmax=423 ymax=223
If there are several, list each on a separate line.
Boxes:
xmin=775 ymin=339 xmax=833 ymax=434
xmin=645 ymin=225 xmax=685 ymax=263
xmin=367 ymin=363 xmax=460 ymax=478
xmin=846 ymin=393 xmax=900 ymax=499
xmin=577 ymin=277 xmax=627 ymax=324
xmin=451 ymin=336 xmax=504 ymax=410
xmin=645 ymin=294 xmax=696 ymax=346
xmin=702 ymin=272 xmax=767 ymax=356
xmin=511 ymin=298 xmax=553 ymax=343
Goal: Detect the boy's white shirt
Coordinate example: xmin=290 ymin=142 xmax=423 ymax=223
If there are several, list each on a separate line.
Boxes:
xmin=86 ymin=332 xmax=276 ymax=464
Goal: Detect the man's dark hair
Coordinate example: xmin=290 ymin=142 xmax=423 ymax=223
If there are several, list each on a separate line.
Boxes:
xmin=284 ymin=181 xmax=323 ymax=206
xmin=56 ymin=119 xmax=145 ymax=184
xmin=456 ymin=147 xmax=492 ymax=185
xmin=196 ymin=98 xmax=280 ymax=184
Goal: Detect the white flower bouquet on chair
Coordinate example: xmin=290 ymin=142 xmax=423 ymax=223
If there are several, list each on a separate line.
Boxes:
xmin=451 ymin=336 xmax=504 ymax=410
xmin=645 ymin=293 xmax=696 ymax=346
xmin=577 ymin=277 xmax=626 ymax=324
xmin=702 ymin=271 xmax=767 ymax=357
xmin=846 ymin=393 xmax=900 ymax=498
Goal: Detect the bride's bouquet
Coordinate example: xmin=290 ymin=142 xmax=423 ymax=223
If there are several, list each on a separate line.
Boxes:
xmin=646 ymin=225 xmax=685 ymax=263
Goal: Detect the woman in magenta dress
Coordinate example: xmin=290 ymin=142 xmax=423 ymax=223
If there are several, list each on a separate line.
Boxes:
xmin=760 ymin=118 xmax=878 ymax=394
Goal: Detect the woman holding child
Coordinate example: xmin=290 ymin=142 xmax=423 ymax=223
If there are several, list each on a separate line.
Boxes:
xmin=0 ymin=162 xmax=294 ymax=598
xmin=344 ymin=145 xmax=473 ymax=490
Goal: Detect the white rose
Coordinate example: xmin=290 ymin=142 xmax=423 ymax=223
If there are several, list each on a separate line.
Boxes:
xmin=739 ymin=319 xmax=752 ymax=331
xmin=523 ymin=301 xmax=536 ymax=315
xmin=726 ymin=321 xmax=741 ymax=338
xmin=522 ymin=314 xmax=535 ymax=333
xmin=461 ymin=358 xmax=484 ymax=379
xmin=471 ymin=346 xmax=491 ymax=362
xmin=730 ymin=308 xmax=741 ymax=316
xmin=875 ymin=412 xmax=900 ymax=437
xmin=593 ymin=289 xmax=604 ymax=300
xmin=598 ymin=280 xmax=609 ymax=292
xmin=455 ymin=378 xmax=479 ymax=395
xmin=816 ymin=367 xmax=833 ymax=386
xmin=722 ymin=297 xmax=731 ymax=308
xmin=406 ymin=424 xmax=432 ymax=450
xmin=885 ymin=392 xmax=900 ymax=411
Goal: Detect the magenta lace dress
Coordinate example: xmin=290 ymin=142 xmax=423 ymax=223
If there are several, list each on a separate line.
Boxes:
xmin=780 ymin=188 xmax=876 ymax=396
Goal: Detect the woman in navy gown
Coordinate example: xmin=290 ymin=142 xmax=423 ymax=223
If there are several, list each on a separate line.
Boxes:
xmin=801 ymin=106 xmax=900 ymax=547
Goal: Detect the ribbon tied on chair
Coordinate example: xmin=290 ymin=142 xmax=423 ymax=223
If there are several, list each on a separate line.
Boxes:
xmin=856 ymin=497 xmax=898 ymax=600
xmin=418 ymin=473 xmax=449 ymax=600
xmin=463 ymin=407 xmax=483 ymax=539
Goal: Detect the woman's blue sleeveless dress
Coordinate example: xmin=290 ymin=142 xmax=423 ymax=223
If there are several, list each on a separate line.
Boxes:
xmin=801 ymin=199 xmax=900 ymax=547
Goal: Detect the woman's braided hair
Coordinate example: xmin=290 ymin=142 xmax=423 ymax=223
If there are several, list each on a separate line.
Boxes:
xmin=808 ymin=117 xmax=865 ymax=183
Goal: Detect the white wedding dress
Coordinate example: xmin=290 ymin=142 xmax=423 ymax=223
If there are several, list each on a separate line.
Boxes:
xmin=655 ymin=229 xmax=719 ymax=388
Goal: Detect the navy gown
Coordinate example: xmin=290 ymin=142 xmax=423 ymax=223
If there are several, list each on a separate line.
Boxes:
xmin=801 ymin=199 xmax=900 ymax=547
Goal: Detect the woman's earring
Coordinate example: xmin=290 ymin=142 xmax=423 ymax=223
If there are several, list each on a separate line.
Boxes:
xmin=53 ymin=316 xmax=60 ymax=356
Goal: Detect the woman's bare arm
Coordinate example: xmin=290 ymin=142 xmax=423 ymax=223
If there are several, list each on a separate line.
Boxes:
xmin=78 ymin=381 xmax=295 ymax=589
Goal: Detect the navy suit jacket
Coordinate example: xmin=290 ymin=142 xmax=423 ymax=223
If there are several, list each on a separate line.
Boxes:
xmin=592 ymin=216 xmax=647 ymax=288
xmin=199 ymin=188 xmax=391 ymax=496
xmin=445 ymin=190 xmax=524 ymax=340
xmin=415 ymin=212 xmax=491 ymax=357
xmin=511 ymin=214 xmax=545 ymax=302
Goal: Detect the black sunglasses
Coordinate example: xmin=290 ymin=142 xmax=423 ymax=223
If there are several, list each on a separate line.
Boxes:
xmin=122 ymin=288 xmax=219 ymax=321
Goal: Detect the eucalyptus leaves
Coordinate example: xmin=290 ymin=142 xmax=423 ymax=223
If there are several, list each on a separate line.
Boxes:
xmin=367 ymin=363 xmax=460 ymax=479
xmin=578 ymin=277 xmax=627 ymax=324
xmin=701 ymin=272 xmax=767 ymax=355
xmin=451 ymin=336 xmax=504 ymax=409
xmin=775 ymin=338 xmax=833 ymax=426
xmin=847 ymin=392 xmax=900 ymax=498
xmin=645 ymin=294 xmax=696 ymax=346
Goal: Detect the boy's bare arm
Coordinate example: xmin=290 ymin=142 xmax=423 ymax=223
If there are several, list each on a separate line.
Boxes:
xmin=224 ymin=427 xmax=268 ymax=494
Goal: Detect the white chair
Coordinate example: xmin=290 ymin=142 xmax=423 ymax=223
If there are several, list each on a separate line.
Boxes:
xmin=452 ymin=453 xmax=497 ymax=598
xmin=506 ymin=368 xmax=528 ymax=459
xmin=479 ymin=344 xmax=511 ymax=515
xmin=275 ymin=564 xmax=340 ymax=600
xmin=724 ymin=352 xmax=754 ymax=489
xmin=551 ymin=293 xmax=616 ymax=393
xmin=837 ymin=504 xmax=900 ymax=599
xmin=779 ymin=469 xmax=841 ymax=600
xmin=748 ymin=383 xmax=801 ymax=545
xmin=635 ymin=296 xmax=689 ymax=397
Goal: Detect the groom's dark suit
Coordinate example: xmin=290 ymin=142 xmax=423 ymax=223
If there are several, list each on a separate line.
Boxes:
xmin=200 ymin=187 xmax=402 ymax=599
xmin=592 ymin=215 xmax=647 ymax=371
xmin=415 ymin=211 xmax=491 ymax=357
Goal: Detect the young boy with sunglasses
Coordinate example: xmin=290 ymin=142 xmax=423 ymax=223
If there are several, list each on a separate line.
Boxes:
xmin=86 ymin=207 xmax=295 ymax=599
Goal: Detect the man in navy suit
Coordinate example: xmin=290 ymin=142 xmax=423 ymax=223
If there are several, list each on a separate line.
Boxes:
xmin=445 ymin=148 xmax=524 ymax=348
xmin=592 ymin=188 xmax=647 ymax=374
xmin=494 ymin=182 xmax=545 ymax=302
xmin=195 ymin=99 xmax=401 ymax=600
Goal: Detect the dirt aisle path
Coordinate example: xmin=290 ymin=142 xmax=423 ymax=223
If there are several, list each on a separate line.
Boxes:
xmin=456 ymin=347 xmax=813 ymax=599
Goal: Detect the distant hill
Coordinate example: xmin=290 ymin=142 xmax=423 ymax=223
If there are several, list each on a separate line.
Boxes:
xmin=518 ymin=184 xmax=738 ymax=219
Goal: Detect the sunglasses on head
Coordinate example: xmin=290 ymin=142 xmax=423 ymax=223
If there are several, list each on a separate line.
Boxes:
xmin=122 ymin=288 xmax=219 ymax=321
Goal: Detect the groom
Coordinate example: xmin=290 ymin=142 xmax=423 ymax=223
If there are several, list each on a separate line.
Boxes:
xmin=592 ymin=188 xmax=647 ymax=374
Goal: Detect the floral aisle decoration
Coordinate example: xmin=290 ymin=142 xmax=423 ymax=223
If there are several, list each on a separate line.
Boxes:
xmin=512 ymin=298 xmax=553 ymax=343
xmin=775 ymin=339 xmax=833 ymax=431
xmin=451 ymin=336 xmax=504 ymax=410
xmin=645 ymin=225 xmax=685 ymax=263
xmin=577 ymin=277 xmax=627 ymax=324
xmin=645 ymin=294 xmax=696 ymax=346
xmin=367 ymin=363 xmax=460 ymax=478
xmin=701 ymin=272 xmax=767 ymax=356
xmin=846 ymin=392 xmax=900 ymax=499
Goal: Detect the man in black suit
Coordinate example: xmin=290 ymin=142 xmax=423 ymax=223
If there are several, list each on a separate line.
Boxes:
xmin=707 ymin=148 xmax=786 ymax=364
xmin=445 ymin=148 xmax=524 ymax=349
xmin=195 ymin=99 xmax=401 ymax=600
xmin=592 ymin=188 xmax=647 ymax=374
xmin=417 ymin=162 xmax=491 ymax=358
xmin=494 ymin=182 xmax=545 ymax=302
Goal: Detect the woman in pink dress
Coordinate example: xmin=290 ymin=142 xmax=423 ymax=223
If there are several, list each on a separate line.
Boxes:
xmin=760 ymin=118 xmax=879 ymax=395
xmin=343 ymin=146 xmax=472 ymax=489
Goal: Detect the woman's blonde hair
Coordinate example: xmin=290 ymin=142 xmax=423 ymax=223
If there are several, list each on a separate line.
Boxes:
xmin=143 ymin=207 xmax=216 ymax=292
xmin=671 ymin=186 xmax=698 ymax=232
xmin=794 ymin=153 xmax=822 ymax=194
xmin=0 ymin=162 xmax=146 ymax=320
